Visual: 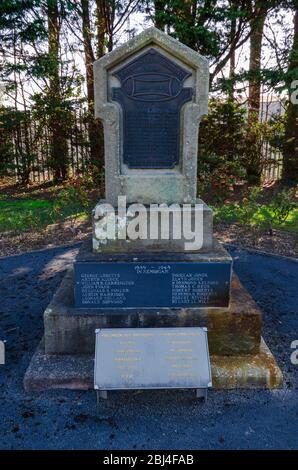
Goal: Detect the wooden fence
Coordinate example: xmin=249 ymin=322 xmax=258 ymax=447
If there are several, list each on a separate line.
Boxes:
xmin=262 ymin=140 xmax=283 ymax=183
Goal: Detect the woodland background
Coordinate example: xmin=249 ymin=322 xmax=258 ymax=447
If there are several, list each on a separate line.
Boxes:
xmin=0 ymin=1 xmax=297 ymax=257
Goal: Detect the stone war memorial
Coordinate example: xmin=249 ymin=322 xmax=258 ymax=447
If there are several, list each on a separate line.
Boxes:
xmin=24 ymin=27 xmax=282 ymax=393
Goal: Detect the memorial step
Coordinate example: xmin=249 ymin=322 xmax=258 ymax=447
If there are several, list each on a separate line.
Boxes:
xmin=24 ymin=338 xmax=282 ymax=392
xmin=44 ymin=268 xmax=261 ymax=356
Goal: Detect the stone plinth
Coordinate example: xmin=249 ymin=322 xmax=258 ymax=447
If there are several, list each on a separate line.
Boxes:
xmin=92 ymin=199 xmax=213 ymax=252
xmin=24 ymin=338 xmax=283 ymax=392
xmin=74 ymin=238 xmax=232 ymax=309
xmin=44 ymin=268 xmax=260 ymax=356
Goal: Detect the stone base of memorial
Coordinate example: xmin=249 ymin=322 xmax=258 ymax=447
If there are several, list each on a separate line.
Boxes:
xmin=92 ymin=199 xmax=214 ymax=253
xmin=24 ymin=338 xmax=282 ymax=392
xmin=23 ymin=27 xmax=283 ymax=393
xmin=74 ymin=239 xmax=232 ymax=309
xmin=24 ymin=238 xmax=283 ymax=391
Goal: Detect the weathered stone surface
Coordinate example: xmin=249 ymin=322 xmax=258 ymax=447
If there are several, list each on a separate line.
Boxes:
xmin=92 ymin=199 xmax=213 ymax=252
xmin=80 ymin=237 xmax=229 ymax=262
xmin=211 ymin=339 xmax=283 ymax=389
xmin=44 ymin=265 xmax=261 ymax=356
xmin=24 ymin=338 xmax=282 ymax=392
xmin=93 ymin=27 xmax=209 ymax=205
xmin=24 ymin=339 xmax=93 ymax=392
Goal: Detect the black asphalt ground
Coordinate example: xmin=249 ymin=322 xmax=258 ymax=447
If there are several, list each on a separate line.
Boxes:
xmin=0 ymin=244 xmax=297 ymax=449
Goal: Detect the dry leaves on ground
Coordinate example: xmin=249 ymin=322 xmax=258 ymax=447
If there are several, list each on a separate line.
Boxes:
xmin=0 ymin=220 xmax=91 ymax=257
xmin=0 ymin=221 xmax=297 ymax=259
xmin=214 ymin=223 xmax=298 ymax=258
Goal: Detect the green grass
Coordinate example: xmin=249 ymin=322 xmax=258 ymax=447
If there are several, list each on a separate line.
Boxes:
xmin=284 ymin=208 xmax=298 ymax=233
xmin=213 ymin=204 xmax=298 ymax=234
xmin=1 ymin=197 xmax=297 ymax=236
xmin=257 ymin=206 xmax=298 ymax=234
xmin=0 ymin=199 xmax=88 ymax=232
xmin=0 ymin=200 xmax=53 ymax=232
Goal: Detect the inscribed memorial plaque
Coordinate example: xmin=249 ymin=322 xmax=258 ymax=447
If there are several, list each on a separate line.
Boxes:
xmin=94 ymin=327 xmax=212 ymax=391
xmin=74 ymin=261 xmax=231 ymax=308
xmin=112 ymin=49 xmax=193 ymax=168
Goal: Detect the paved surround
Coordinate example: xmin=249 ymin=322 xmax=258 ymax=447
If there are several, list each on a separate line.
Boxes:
xmin=0 ymin=245 xmax=296 ymax=449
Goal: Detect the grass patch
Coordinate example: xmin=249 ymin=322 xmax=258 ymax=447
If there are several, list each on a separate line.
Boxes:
xmin=0 ymin=199 xmax=88 ymax=232
xmin=1 ymin=196 xmax=297 ymax=236
xmin=214 ymin=204 xmax=298 ymax=234
xmin=0 ymin=200 xmax=53 ymax=232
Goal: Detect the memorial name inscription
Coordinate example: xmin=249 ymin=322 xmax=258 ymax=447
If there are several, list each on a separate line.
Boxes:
xmin=74 ymin=261 xmax=231 ymax=308
xmin=112 ymin=49 xmax=192 ymax=169
xmin=94 ymin=327 xmax=212 ymax=391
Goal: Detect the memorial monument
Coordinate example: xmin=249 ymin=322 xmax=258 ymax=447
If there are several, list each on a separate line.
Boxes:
xmin=24 ymin=27 xmax=282 ymax=392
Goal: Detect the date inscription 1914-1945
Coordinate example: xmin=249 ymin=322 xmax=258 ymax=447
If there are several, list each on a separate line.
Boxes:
xmin=112 ymin=49 xmax=193 ymax=169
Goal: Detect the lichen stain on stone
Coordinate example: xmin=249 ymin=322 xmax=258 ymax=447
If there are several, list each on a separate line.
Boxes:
xmin=210 ymin=339 xmax=283 ymax=389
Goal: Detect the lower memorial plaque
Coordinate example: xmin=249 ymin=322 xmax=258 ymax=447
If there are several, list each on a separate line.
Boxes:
xmin=94 ymin=327 xmax=212 ymax=397
xmin=74 ymin=261 xmax=231 ymax=308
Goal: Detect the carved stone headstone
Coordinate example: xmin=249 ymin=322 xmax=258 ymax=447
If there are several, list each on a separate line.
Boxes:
xmin=94 ymin=27 xmax=209 ymax=205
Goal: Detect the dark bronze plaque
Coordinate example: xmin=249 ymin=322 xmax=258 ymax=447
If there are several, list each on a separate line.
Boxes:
xmin=74 ymin=261 xmax=231 ymax=308
xmin=112 ymin=49 xmax=193 ymax=169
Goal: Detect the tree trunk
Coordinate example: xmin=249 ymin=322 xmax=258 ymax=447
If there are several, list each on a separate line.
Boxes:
xmin=95 ymin=0 xmax=105 ymax=58
xmin=283 ymin=4 xmax=298 ymax=182
xmin=248 ymin=6 xmax=267 ymax=122
xmin=95 ymin=0 xmax=112 ymax=55
xmin=246 ymin=3 xmax=268 ymax=183
xmin=81 ymin=0 xmax=104 ymax=182
xmin=47 ymin=0 xmax=68 ymax=182
xmin=228 ymin=1 xmax=237 ymax=100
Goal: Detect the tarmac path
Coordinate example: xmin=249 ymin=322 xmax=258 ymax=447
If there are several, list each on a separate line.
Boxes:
xmin=0 ymin=244 xmax=297 ymax=450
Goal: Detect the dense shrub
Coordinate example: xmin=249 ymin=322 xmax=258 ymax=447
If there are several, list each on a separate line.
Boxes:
xmin=198 ymin=99 xmax=247 ymax=198
xmin=198 ymin=99 xmax=286 ymax=197
xmin=214 ymin=186 xmax=297 ymax=236
xmin=199 ymin=99 xmax=247 ymax=159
